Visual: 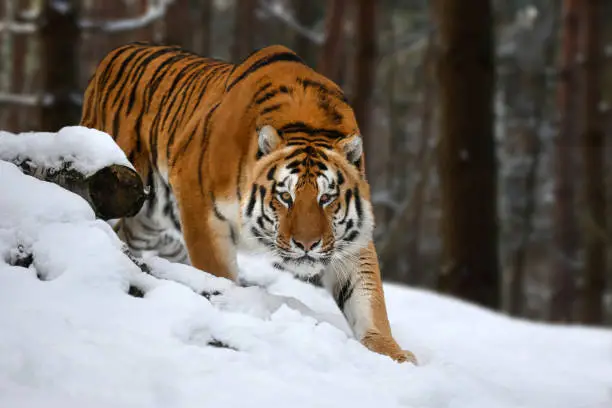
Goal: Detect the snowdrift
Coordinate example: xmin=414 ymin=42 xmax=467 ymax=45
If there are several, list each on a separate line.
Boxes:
xmin=1 ymin=127 xmax=611 ymax=408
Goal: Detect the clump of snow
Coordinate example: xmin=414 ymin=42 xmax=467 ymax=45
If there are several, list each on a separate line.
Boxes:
xmin=0 ymin=126 xmax=133 ymax=177
xmin=1 ymin=159 xmax=612 ymax=408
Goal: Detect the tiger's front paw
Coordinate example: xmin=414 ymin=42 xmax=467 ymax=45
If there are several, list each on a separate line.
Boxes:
xmin=393 ymin=349 xmax=418 ymax=364
xmin=361 ymin=330 xmax=418 ymax=365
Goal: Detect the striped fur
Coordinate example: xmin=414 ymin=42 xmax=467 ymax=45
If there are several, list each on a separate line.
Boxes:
xmin=81 ymin=43 xmax=416 ymax=364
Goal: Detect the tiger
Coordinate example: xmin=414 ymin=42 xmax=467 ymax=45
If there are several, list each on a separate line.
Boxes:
xmin=81 ymin=42 xmax=417 ymax=364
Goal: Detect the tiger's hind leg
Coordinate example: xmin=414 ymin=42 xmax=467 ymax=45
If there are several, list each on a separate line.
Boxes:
xmin=115 ymin=170 xmax=190 ymax=265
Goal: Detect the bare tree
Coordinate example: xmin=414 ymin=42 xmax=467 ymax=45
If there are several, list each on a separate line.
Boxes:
xmin=165 ymin=0 xmax=194 ymax=49
xmin=40 ymin=0 xmax=80 ymax=131
xmin=434 ymin=0 xmax=500 ymax=309
xmin=231 ymin=0 xmax=257 ymax=62
xmin=578 ymin=0 xmax=606 ymax=324
xmin=551 ymin=0 xmax=579 ymax=322
xmin=352 ymin=0 xmax=377 ymax=178
xmin=293 ymin=0 xmax=319 ymax=66
xmin=196 ymin=0 xmax=213 ymax=56
xmin=318 ymin=0 xmax=346 ymax=83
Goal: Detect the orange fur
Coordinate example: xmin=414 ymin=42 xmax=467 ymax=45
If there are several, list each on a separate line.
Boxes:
xmin=81 ymin=42 xmax=416 ymax=364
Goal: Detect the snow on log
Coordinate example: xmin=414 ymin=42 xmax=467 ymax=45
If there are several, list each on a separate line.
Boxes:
xmin=0 ymin=126 xmax=145 ymax=219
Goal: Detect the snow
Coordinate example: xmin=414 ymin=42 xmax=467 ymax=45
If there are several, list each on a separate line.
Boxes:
xmin=1 ymin=159 xmax=612 ymax=408
xmin=0 ymin=126 xmax=133 ymax=177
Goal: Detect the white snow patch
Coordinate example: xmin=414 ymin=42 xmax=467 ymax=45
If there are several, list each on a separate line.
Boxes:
xmin=1 ymin=157 xmax=612 ymax=408
xmin=0 ymin=126 xmax=133 ymax=177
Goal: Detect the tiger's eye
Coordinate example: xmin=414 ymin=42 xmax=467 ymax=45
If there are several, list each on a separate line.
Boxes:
xmin=280 ymin=192 xmax=292 ymax=203
xmin=320 ymin=194 xmax=331 ymax=204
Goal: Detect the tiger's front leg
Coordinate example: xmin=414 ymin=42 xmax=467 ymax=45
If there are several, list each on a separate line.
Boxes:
xmin=326 ymin=242 xmax=417 ymax=364
xmin=171 ymin=174 xmax=239 ymax=282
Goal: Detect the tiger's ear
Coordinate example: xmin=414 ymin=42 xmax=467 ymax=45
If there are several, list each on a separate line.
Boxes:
xmin=258 ymin=125 xmax=282 ymax=156
xmin=342 ymin=134 xmax=363 ymax=165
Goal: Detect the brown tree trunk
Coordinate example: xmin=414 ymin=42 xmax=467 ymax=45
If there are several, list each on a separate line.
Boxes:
xmin=405 ymin=33 xmax=437 ymax=286
xmin=40 ymin=0 xmax=80 ymax=132
xmin=434 ymin=0 xmax=500 ymax=309
xmin=352 ymin=0 xmax=377 ymax=179
xmin=578 ymin=0 xmax=606 ymax=324
xmin=551 ymin=0 xmax=580 ymax=322
xmin=197 ymin=0 xmax=213 ymax=56
xmin=293 ymin=0 xmax=318 ymax=67
xmin=165 ymin=0 xmax=194 ymax=49
xmin=231 ymin=0 xmax=256 ymax=63
xmin=318 ymin=0 xmax=346 ymax=83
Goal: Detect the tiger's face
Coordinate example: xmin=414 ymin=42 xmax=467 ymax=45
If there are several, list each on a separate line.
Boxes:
xmin=240 ymin=126 xmax=373 ymax=279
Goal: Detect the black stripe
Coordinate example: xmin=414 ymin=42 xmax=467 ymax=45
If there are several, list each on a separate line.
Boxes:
xmin=196 ymin=102 xmax=221 ymax=194
xmin=338 ymin=189 xmax=352 ymax=224
xmin=337 ymin=171 xmax=345 ymax=185
xmin=245 ymin=184 xmax=258 ymax=217
xmin=266 ymin=165 xmax=277 ymax=180
xmin=335 ymin=280 xmax=354 ymax=311
xmin=354 ymin=187 xmax=363 ymax=226
xmin=297 ymin=77 xmax=348 ymax=103
xmin=279 ymin=121 xmax=346 ymax=140
xmin=210 ymin=192 xmax=227 ymax=221
xmin=260 ymin=103 xmax=283 ymax=115
xmin=255 ymin=90 xmax=279 ymax=105
xmin=251 ymin=82 xmax=273 ymax=104
xmin=226 ymin=52 xmax=305 ymax=92
xmin=344 ymin=230 xmax=360 ymax=242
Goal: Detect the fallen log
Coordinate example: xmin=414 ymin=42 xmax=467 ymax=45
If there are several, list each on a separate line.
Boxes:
xmin=0 ymin=126 xmax=146 ymax=219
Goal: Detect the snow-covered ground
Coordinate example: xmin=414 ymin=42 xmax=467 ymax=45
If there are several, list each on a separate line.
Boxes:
xmin=1 ymin=128 xmax=612 ymax=408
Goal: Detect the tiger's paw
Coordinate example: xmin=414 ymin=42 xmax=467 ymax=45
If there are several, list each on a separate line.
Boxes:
xmin=393 ymin=349 xmax=418 ymax=364
xmin=361 ymin=330 xmax=418 ymax=365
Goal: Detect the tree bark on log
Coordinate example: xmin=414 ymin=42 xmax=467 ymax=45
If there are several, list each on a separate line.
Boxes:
xmin=10 ymin=159 xmax=145 ymax=220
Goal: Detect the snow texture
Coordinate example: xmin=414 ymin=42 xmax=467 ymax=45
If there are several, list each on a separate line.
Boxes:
xmin=0 ymin=126 xmax=133 ymax=177
xmin=1 ymin=160 xmax=612 ymax=408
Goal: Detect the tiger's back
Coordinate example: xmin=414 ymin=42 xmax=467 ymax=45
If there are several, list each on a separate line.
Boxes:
xmin=81 ymin=43 xmax=417 ymax=364
xmin=82 ymin=42 xmax=233 ymax=179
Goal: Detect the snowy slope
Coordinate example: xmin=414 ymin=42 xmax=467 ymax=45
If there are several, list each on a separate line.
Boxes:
xmin=1 ymin=146 xmax=612 ymax=407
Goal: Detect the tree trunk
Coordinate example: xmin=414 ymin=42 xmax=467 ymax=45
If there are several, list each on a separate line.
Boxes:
xmin=231 ymin=0 xmax=256 ymax=63
xmin=434 ymin=0 xmax=500 ymax=309
xmin=404 ymin=33 xmax=437 ymax=286
xmin=196 ymin=0 xmax=213 ymax=56
xmin=578 ymin=0 xmax=606 ymax=324
xmin=551 ymin=0 xmax=579 ymax=322
xmin=165 ymin=0 xmax=194 ymax=49
xmin=293 ymin=0 xmax=319 ymax=67
xmin=318 ymin=0 xmax=346 ymax=83
xmin=40 ymin=0 xmax=80 ymax=132
xmin=352 ymin=0 xmax=377 ymax=179
xmin=7 ymin=158 xmax=145 ymax=220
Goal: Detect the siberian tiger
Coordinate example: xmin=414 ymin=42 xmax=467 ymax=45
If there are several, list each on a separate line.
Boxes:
xmin=81 ymin=42 xmax=416 ymax=364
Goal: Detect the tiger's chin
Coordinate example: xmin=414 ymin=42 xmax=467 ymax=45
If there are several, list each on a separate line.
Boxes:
xmin=272 ymin=257 xmax=327 ymax=280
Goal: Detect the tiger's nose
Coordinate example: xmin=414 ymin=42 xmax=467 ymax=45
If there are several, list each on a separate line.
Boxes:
xmin=292 ymin=238 xmax=321 ymax=252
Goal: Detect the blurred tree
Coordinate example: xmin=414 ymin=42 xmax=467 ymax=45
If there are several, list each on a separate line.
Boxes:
xmin=578 ymin=0 xmax=606 ymax=324
xmin=293 ymin=0 xmax=319 ymax=67
xmin=197 ymin=0 xmax=213 ymax=55
xmin=434 ymin=0 xmax=500 ymax=309
xmin=231 ymin=0 xmax=256 ymax=62
xmin=41 ymin=0 xmax=80 ymax=131
xmin=165 ymin=0 xmax=195 ymax=49
xmin=551 ymin=0 xmax=579 ymax=322
xmin=318 ymin=0 xmax=346 ymax=83
xmin=353 ymin=0 xmax=377 ymax=178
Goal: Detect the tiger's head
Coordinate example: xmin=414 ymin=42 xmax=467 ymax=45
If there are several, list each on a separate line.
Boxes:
xmin=240 ymin=125 xmax=374 ymax=279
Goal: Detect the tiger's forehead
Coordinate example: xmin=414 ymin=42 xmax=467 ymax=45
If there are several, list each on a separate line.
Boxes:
xmin=272 ymin=145 xmax=344 ymax=190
